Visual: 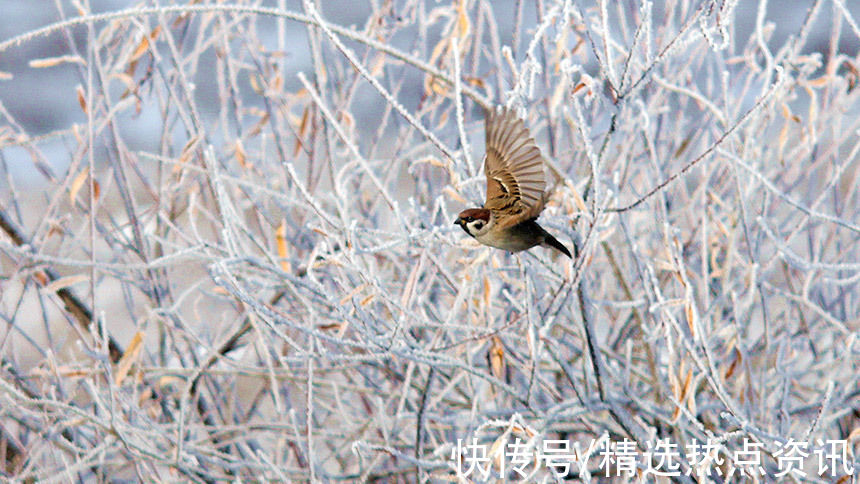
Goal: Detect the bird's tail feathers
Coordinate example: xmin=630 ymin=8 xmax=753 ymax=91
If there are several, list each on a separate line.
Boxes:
xmin=543 ymin=233 xmax=572 ymax=259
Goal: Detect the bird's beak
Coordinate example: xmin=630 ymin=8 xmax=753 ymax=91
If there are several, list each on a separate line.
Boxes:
xmin=453 ymin=218 xmax=462 ymax=226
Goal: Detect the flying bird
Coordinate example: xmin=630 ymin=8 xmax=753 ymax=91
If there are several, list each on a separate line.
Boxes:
xmin=454 ymin=106 xmax=571 ymax=258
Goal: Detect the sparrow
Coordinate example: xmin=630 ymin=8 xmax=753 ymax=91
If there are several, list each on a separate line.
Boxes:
xmin=454 ymin=106 xmax=572 ymax=258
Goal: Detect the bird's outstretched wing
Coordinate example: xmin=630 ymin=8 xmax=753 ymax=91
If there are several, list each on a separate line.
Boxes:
xmin=483 ymin=106 xmax=546 ymax=227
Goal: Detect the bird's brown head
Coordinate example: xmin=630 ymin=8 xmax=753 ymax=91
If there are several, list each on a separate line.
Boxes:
xmin=454 ymin=208 xmax=492 ymax=237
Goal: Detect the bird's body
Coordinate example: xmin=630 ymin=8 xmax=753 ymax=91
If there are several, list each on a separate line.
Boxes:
xmin=455 ymin=107 xmax=571 ymax=258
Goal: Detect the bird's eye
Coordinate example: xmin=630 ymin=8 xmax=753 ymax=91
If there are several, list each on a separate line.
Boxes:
xmin=465 ymin=217 xmax=473 ymax=222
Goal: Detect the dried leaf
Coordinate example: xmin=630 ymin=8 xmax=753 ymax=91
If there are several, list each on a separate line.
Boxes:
xmin=29 ymin=55 xmax=86 ymax=68
xmin=76 ymin=85 xmax=87 ymax=114
xmin=781 ymin=103 xmax=800 ymax=123
xmin=276 ymin=219 xmax=290 ymax=273
xmin=806 ymin=75 xmax=830 ymax=88
xmin=569 ymin=183 xmax=587 ymax=212
xmin=234 ymin=139 xmax=248 ymax=168
xmin=293 ymin=106 xmax=310 ymax=156
xmin=488 ymin=433 xmax=507 ymax=470
xmin=456 ymin=0 xmax=471 ymax=41
xmin=44 ymin=274 xmax=88 ymax=293
xmin=673 ymin=137 xmax=691 ymax=158
xmin=443 ymin=186 xmax=467 ymax=204
xmin=685 ymin=301 xmax=695 ymax=335
xmin=176 ymin=136 xmax=200 ymax=171
xmin=339 ymin=283 xmax=368 ymax=305
xmin=129 ymin=26 xmax=161 ymax=63
xmin=489 ymin=336 xmax=505 ymax=381
xmin=114 ymin=331 xmax=144 ymax=386
xmin=400 ymin=257 xmax=421 ymax=308
xmin=464 ymin=76 xmax=485 ymax=88
xmin=724 ymin=348 xmax=741 ymax=380
xmin=33 ymin=271 xmax=48 ymax=286
xmin=249 ymin=74 xmax=262 ymax=95
xmin=247 ymin=112 xmax=270 ymax=138
xmin=69 ymin=167 xmax=89 ymax=204
xmin=680 ymin=367 xmax=692 ymax=402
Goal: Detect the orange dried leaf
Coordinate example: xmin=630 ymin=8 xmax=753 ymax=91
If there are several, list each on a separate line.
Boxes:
xmin=247 ymin=112 xmax=270 ymax=138
xmin=69 ymin=167 xmax=89 ymax=204
xmin=234 ymin=139 xmax=249 ymax=168
xmin=489 ymin=336 xmax=505 ymax=380
xmin=130 ymin=36 xmax=151 ymax=63
xmin=249 ymin=74 xmax=262 ymax=94
xmin=456 ymin=1 xmax=471 ymax=40
xmin=443 ymin=186 xmax=467 ymax=204
xmin=488 ymin=433 xmax=507 ymax=470
xmin=806 ymin=75 xmax=830 ymax=87
xmin=569 ymin=183 xmax=587 ymax=212
xmin=77 ymin=86 xmax=87 ymax=114
xmin=685 ymin=302 xmax=695 ymax=334
xmin=177 ymin=136 xmax=199 ymax=169
xmin=271 ymin=73 xmax=283 ymax=92
xmin=114 ymin=331 xmax=144 ymax=386
xmin=681 ymin=367 xmax=692 ymax=401
xmin=293 ymin=106 xmax=310 ymax=156
xmin=369 ymin=53 xmax=386 ymax=77
xmin=29 ymin=55 xmax=86 ymax=68
xmin=724 ymin=348 xmax=741 ymax=380
xmin=276 ymin=219 xmax=290 ymax=273
xmin=464 ymin=76 xmax=485 ymax=88
xmin=33 ymin=271 xmax=48 ymax=286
